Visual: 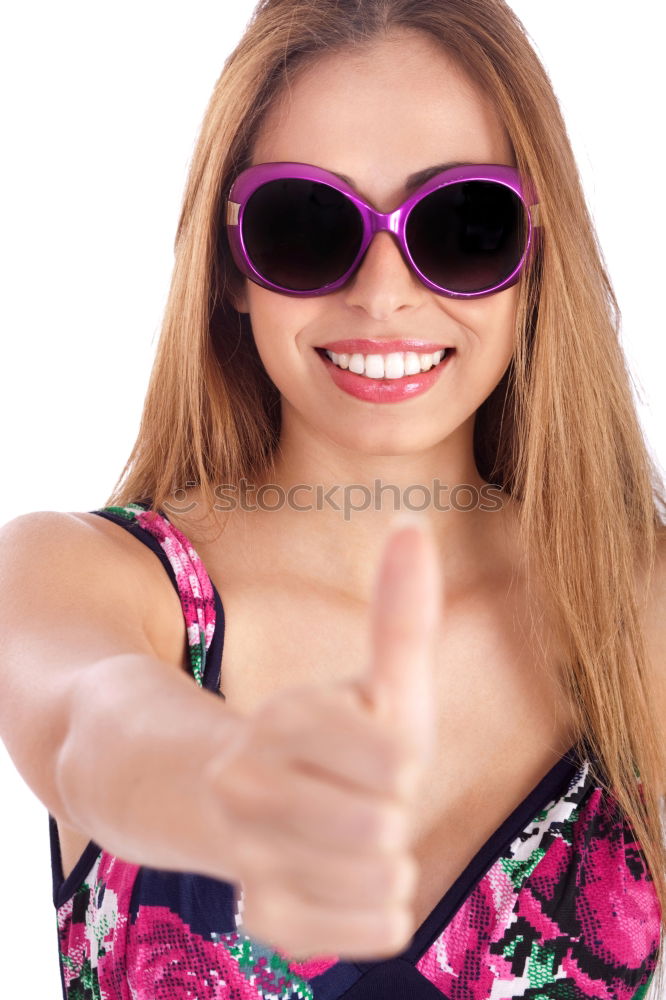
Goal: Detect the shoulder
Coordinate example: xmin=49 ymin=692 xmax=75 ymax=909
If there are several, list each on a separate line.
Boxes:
xmin=70 ymin=509 xmax=189 ymax=669
xmin=0 ymin=508 xmax=155 ymax=578
xmin=0 ymin=508 xmax=189 ymax=686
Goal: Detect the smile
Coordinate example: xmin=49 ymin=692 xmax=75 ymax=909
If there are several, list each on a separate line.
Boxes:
xmin=315 ymin=347 xmax=455 ymax=403
xmin=323 ymin=348 xmax=450 ymax=380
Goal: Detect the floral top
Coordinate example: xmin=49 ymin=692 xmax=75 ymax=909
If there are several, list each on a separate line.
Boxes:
xmin=48 ymin=501 xmax=662 ymax=999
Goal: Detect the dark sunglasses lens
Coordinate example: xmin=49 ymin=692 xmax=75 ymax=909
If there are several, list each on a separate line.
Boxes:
xmin=406 ymin=181 xmax=526 ymax=293
xmin=241 ymin=179 xmax=364 ymax=291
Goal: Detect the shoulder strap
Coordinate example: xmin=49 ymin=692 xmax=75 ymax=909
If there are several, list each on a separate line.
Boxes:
xmin=89 ymin=501 xmax=224 ymax=697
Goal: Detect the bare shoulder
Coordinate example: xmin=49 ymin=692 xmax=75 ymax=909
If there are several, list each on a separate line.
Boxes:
xmin=74 ymin=510 xmax=189 ymax=667
xmin=0 ymin=508 xmax=138 ymax=578
xmin=0 ymin=508 xmax=186 ymax=670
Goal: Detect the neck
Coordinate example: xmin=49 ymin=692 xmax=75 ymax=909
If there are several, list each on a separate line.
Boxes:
xmin=229 ymin=413 xmax=518 ymax=603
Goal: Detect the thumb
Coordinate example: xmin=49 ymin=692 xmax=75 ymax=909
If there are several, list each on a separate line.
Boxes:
xmin=362 ymin=513 xmax=442 ymax=762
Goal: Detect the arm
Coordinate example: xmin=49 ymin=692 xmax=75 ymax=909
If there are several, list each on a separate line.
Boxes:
xmin=0 ymin=511 xmax=245 ymax=882
xmin=58 ymin=649 xmax=245 ymax=879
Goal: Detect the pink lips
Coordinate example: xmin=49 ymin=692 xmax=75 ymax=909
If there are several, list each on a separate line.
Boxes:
xmin=316 ymin=347 xmax=454 ymax=403
xmin=319 ymin=338 xmax=450 ymax=354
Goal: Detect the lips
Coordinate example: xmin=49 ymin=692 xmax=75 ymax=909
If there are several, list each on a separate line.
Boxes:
xmin=315 ymin=344 xmax=455 ymax=403
xmin=317 ymin=338 xmax=452 ymax=355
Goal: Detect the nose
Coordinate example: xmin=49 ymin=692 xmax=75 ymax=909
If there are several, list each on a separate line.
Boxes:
xmin=341 ymin=230 xmax=425 ymax=320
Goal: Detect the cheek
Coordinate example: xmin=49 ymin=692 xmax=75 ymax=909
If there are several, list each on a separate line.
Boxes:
xmin=485 ymin=291 xmax=518 ymax=368
xmin=244 ymin=285 xmax=319 ymax=380
xmin=445 ymin=286 xmax=518 ymax=367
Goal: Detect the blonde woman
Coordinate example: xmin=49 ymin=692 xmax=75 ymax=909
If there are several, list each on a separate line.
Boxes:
xmin=1 ymin=1 xmax=665 ymax=997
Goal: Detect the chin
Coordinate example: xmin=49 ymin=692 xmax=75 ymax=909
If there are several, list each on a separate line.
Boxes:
xmin=321 ymin=421 xmax=461 ymax=456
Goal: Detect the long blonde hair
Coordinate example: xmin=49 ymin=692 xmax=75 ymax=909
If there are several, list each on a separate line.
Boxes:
xmin=105 ymin=0 xmax=666 ymax=983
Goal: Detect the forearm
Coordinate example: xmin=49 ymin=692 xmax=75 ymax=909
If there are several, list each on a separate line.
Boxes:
xmin=55 ymin=652 xmax=246 ymax=881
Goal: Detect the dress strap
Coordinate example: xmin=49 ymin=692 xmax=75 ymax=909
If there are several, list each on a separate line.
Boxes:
xmin=90 ymin=501 xmax=224 ymax=695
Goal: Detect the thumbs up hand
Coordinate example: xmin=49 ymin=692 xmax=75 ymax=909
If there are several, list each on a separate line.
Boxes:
xmin=208 ymin=516 xmax=442 ymax=962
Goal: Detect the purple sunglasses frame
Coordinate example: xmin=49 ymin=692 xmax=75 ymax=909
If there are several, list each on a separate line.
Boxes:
xmin=225 ymin=161 xmax=542 ymax=299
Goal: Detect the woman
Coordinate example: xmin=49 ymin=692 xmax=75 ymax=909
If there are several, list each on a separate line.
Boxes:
xmin=1 ymin=0 xmax=664 ymax=997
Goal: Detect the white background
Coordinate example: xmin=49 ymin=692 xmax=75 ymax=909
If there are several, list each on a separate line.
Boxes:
xmin=1 ymin=2 xmax=664 ymax=992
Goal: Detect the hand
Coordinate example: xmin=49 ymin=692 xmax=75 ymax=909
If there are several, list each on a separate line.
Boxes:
xmin=208 ymin=516 xmax=442 ymax=962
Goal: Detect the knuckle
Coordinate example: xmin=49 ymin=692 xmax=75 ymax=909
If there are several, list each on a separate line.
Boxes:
xmin=361 ymin=853 xmax=417 ymax=904
xmin=241 ymin=890 xmax=282 ymax=943
xmin=256 ymin=694 xmax=300 ymax=736
xmin=394 ymin=756 xmax=423 ymax=799
xmin=366 ymin=724 xmax=424 ymax=797
xmin=387 ymin=854 xmax=419 ymax=902
xmin=256 ymin=691 xmax=324 ymax=756
xmin=222 ymin=761 xmax=274 ymax=825
xmin=358 ymin=801 xmax=408 ymax=851
xmin=374 ymin=737 xmax=414 ymax=795
xmin=384 ymin=907 xmax=414 ymax=952
xmin=373 ymin=732 xmax=401 ymax=772
xmin=252 ymin=902 xmax=314 ymax=959
xmin=234 ymin=834 xmax=275 ymax=883
xmin=261 ymin=781 xmax=293 ymax=829
xmin=355 ymin=907 xmax=413 ymax=957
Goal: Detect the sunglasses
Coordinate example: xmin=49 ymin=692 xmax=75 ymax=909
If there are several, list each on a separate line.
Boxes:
xmin=225 ymin=161 xmax=541 ymax=299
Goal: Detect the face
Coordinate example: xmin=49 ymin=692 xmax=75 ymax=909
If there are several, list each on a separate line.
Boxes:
xmin=233 ymin=29 xmax=519 ymax=463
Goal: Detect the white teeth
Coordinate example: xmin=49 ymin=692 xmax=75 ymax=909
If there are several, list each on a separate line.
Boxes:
xmin=403 ymin=352 xmax=422 ymax=376
xmin=324 ymin=348 xmax=448 ymax=379
xmin=364 ymin=354 xmax=385 ymax=379
xmin=384 ymin=352 xmax=404 ymax=379
xmin=420 ymin=352 xmax=446 ymax=371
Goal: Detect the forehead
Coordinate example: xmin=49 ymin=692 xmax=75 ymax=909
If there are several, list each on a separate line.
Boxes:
xmin=251 ymin=30 xmax=514 ymax=199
